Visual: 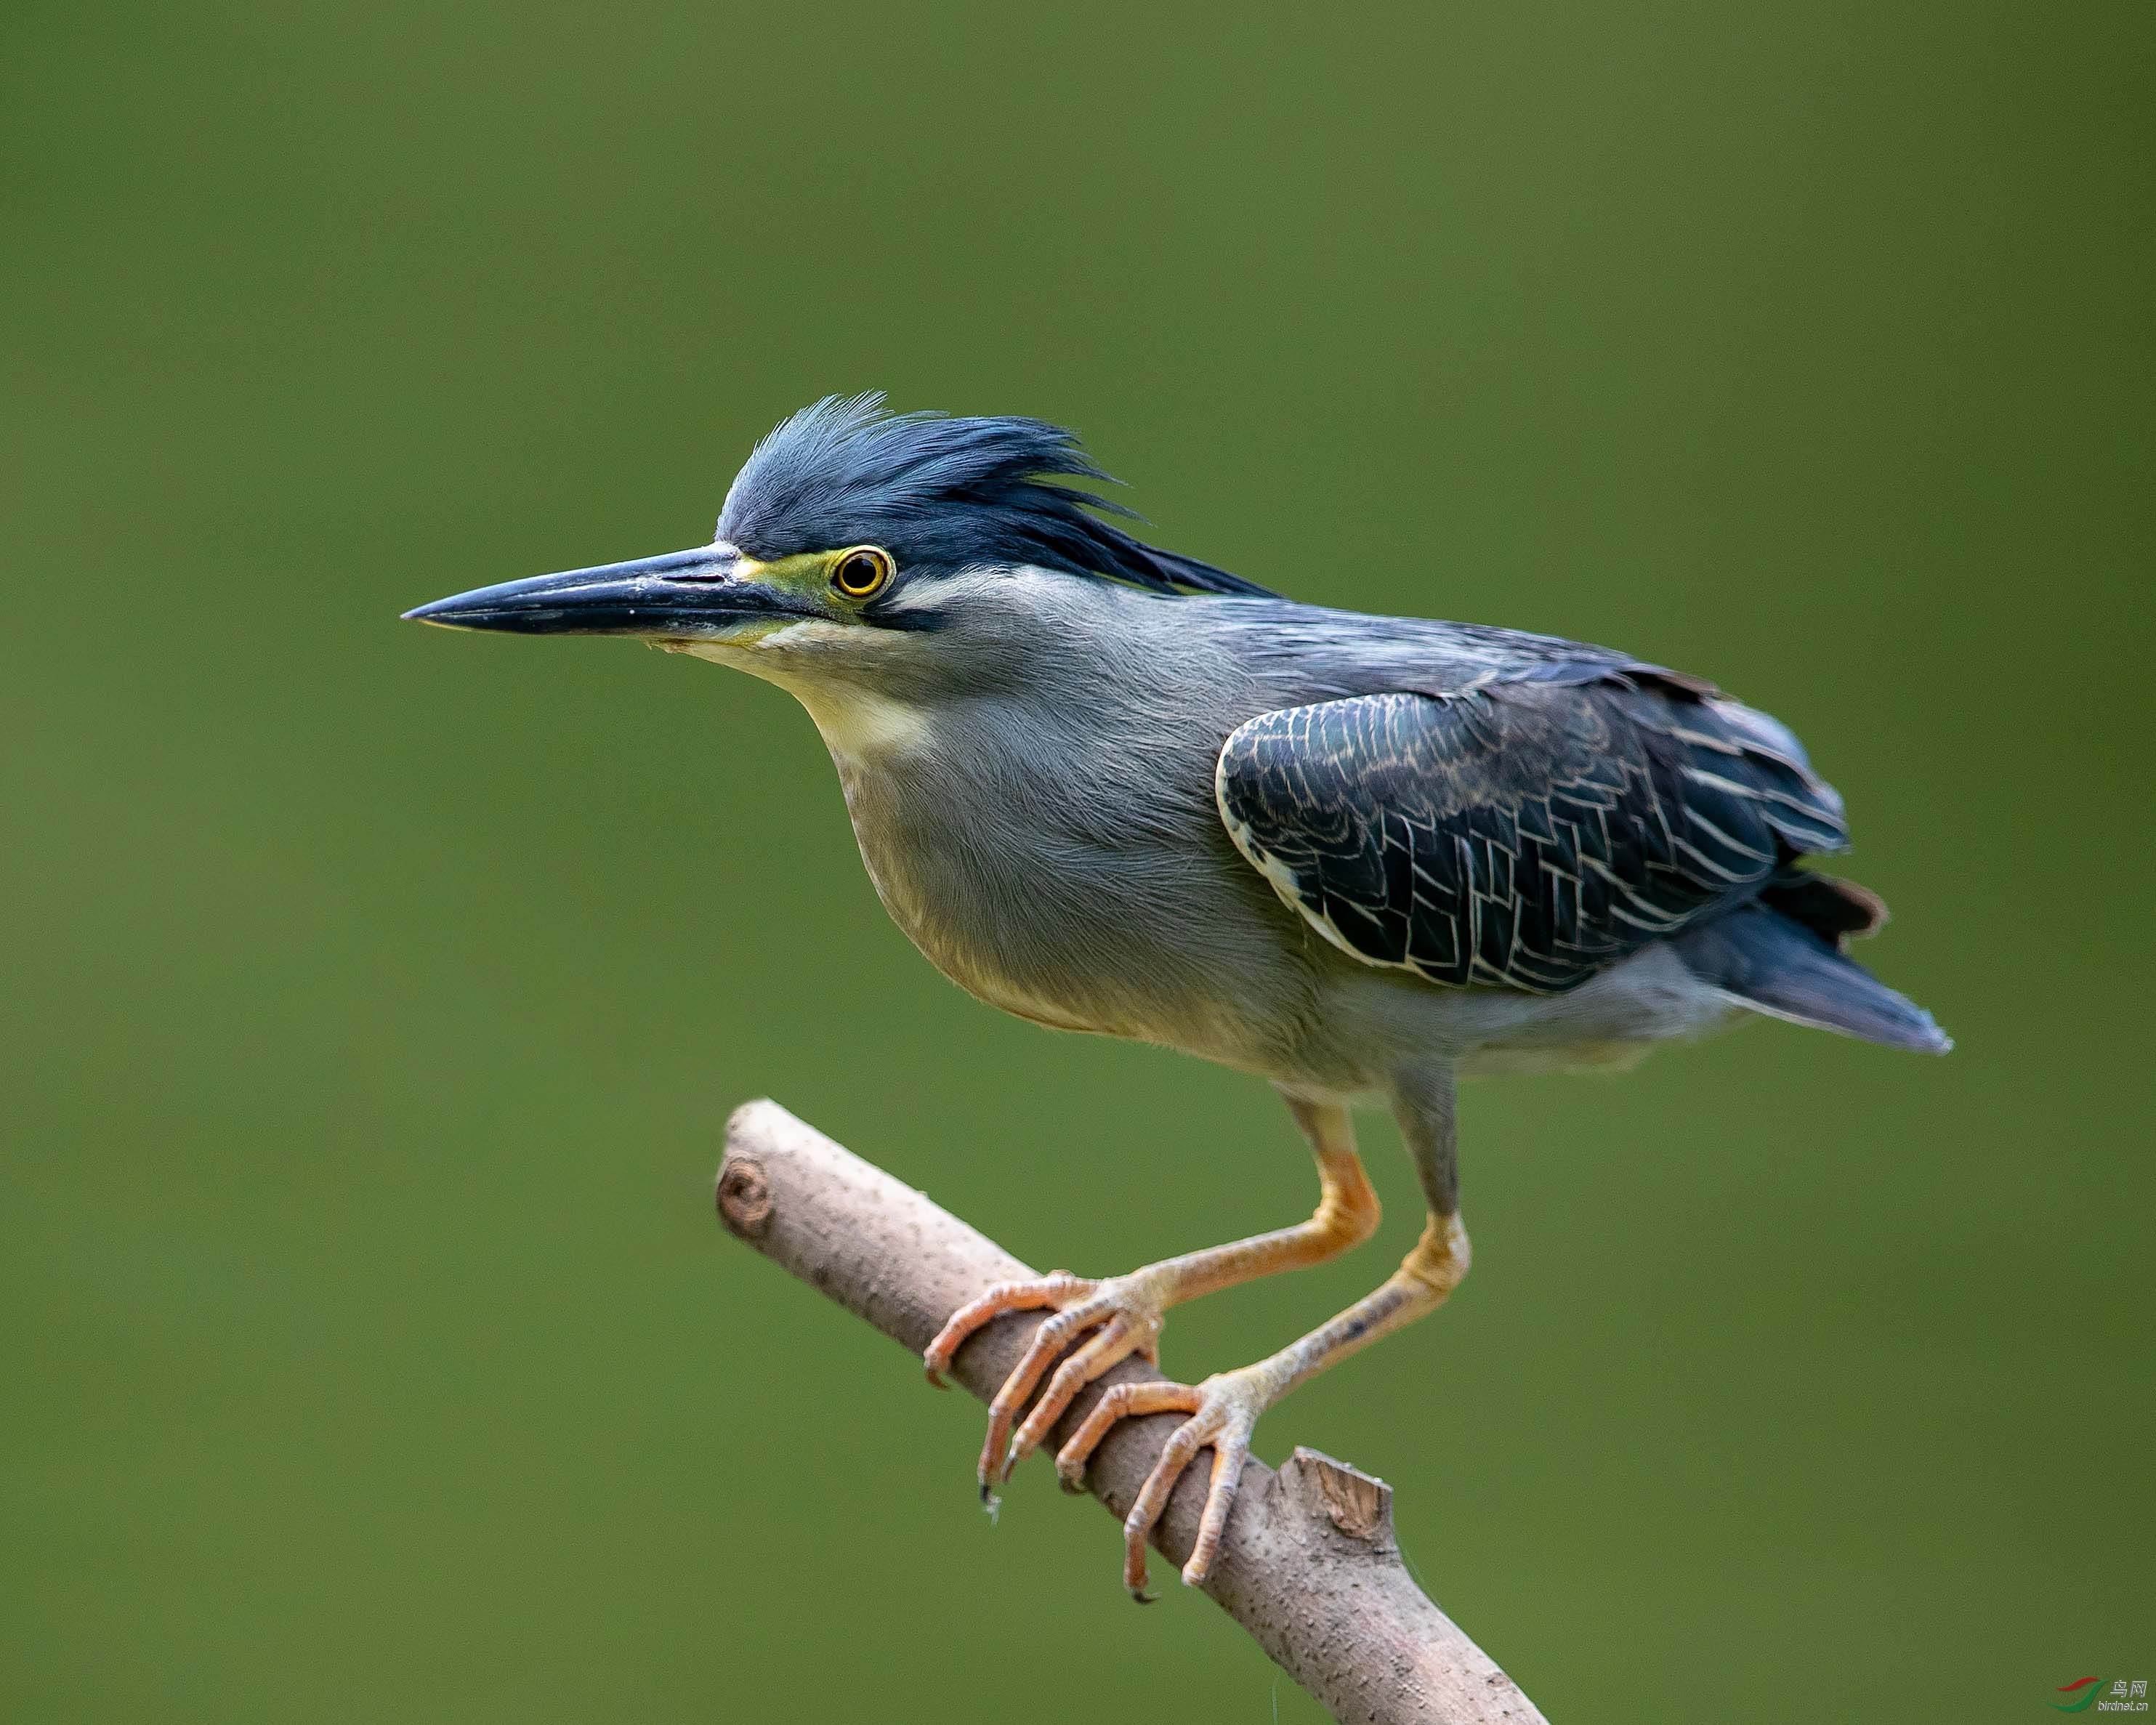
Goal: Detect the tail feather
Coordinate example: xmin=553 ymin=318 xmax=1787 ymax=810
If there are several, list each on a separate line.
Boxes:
xmin=1757 ymin=869 xmax=1887 ymax=942
xmin=1674 ymin=897 xmax=1950 ymax=1054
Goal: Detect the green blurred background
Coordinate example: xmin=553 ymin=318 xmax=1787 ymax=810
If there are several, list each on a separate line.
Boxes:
xmin=4 ymin=2 xmax=2149 ymax=1719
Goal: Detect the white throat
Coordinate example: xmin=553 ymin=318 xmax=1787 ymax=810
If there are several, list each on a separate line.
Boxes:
xmin=681 ymin=624 xmax=932 ymax=760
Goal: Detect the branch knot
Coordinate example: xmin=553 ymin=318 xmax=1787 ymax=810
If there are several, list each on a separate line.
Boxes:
xmin=715 ymin=1152 xmax=774 ymax=1237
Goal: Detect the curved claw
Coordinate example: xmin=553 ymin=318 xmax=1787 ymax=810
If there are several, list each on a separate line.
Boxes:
xmin=925 ymin=1271 xmax=1173 ymax=1503
xmin=923 ymin=1272 xmax=1091 ymax=1388
xmin=977 ymin=1303 xmax=1097 ymax=1490
xmin=1054 ymin=1370 xmax=1269 ymax=1599
xmin=1001 ymin=1315 xmax=1147 ymax=1477
xmin=1183 ymin=1432 xmax=1253 ymax=1588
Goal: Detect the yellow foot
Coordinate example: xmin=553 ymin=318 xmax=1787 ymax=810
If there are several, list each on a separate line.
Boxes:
xmin=922 ymin=1272 xmax=1169 ymax=1503
xmin=1054 ymin=1363 xmax=1275 ymax=1601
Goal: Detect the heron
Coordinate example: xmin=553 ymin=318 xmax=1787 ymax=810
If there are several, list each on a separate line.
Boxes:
xmin=406 ymin=395 xmax=1948 ymax=1599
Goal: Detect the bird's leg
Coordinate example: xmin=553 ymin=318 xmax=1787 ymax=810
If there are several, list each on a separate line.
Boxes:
xmin=923 ymin=1093 xmax=1381 ymax=1503
xmin=1057 ymin=1210 xmax=1470 ymax=1597
xmin=1054 ymin=1062 xmax=1469 ymax=1597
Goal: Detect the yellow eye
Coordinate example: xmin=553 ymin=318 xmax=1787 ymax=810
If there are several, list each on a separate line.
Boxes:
xmin=830 ymin=546 xmax=894 ymax=599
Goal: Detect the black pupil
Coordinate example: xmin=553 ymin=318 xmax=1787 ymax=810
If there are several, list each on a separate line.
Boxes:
xmin=842 ymin=554 xmax=879 ymax=591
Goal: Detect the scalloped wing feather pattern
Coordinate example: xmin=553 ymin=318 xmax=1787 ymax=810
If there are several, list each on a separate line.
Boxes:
xmin=1215 ymin=676 xmax=1849 ymax=994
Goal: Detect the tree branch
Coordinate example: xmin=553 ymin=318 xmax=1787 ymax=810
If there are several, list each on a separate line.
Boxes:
xmin=714 ymin=1099 xmax=1549 ymax=1725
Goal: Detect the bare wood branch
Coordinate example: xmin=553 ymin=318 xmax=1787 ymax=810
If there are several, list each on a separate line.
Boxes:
xmin=714 ymin=1099 xmax=1550 ymax=1725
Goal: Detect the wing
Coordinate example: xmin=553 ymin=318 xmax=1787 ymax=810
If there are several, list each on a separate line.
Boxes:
xmin=1214 ymin=669 xmax=1849 ymax=993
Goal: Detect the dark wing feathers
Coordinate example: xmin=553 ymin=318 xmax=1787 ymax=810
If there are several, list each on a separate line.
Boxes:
xmin=1216 ymin=671 xmax=1849 ymax=993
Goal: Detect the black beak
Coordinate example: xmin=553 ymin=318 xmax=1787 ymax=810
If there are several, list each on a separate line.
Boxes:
xmin=402 ymin=545 xmax=810 ymax=637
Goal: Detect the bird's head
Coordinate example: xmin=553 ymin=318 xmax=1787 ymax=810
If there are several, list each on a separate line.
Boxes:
xmin=405 ymin=395 xmax=1269 ymax=723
